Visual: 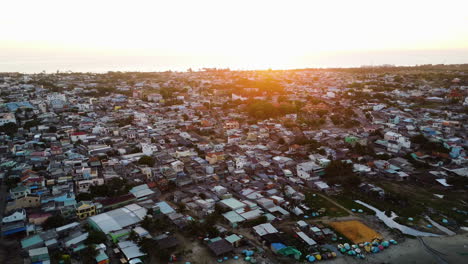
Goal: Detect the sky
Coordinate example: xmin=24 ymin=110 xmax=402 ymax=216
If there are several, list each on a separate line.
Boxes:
xmin=1 ymin=0 xmax=468 ymax=72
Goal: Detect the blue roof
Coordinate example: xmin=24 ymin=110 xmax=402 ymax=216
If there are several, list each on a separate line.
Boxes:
xmin=155 ymin=201 xmax=175 ymax=215
xmin=271 ymin=243 xmax=287 ymax=250
xmin=3 ymin=225 xmax=26 ymax=236
xmin=5 ymin=102 xmax=33 ymax=112
xmin=21 ymin=235 xmax=43 ymax=249
xmin=95 ymin=251 xmax=109 ymax=262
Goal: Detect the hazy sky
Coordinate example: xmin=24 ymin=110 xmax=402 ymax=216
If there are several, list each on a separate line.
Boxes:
xmin=1 ymin=0 xmax=468 ymax=72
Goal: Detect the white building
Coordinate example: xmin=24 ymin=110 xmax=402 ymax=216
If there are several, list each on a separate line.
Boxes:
xmin=296 ymin=161 xmax=322 ymax=180
xmin=235 ymin=156 xmax=248 ymax=169
xmin=47 ymin=93 xmax=67 ymax=102
xmin=0 ymin=112 xmax=16 ymax=125
xmin=141 ymin=143 xmax=158 ymax=156
xmin=2 ymin=209 xmax=26 ymax=223
xmin=384 ymin=131 xmax=411 ymax=149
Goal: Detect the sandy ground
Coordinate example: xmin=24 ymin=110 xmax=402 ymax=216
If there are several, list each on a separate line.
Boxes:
xmin=144 ymin=230 xmax=466 ymax=264
xmin=326 ymin=234 xmax=468 ymax=264
xmin=330 ymin=220 xmax=382 ymax=244
xmin=151 ymin=213 xmax=466 ymax=264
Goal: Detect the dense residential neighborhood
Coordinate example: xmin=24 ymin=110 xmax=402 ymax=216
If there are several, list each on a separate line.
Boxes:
xmin=0 ymin=65 xmax=467 ymax=264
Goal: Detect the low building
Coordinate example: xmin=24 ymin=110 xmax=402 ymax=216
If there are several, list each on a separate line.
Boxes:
xmin=3 ymin=209 xmax=26 ymax=224
xmin=88 ymin=203 xmax=147 ymax=234
xmin=76 ymin=201 xmax=97 ymax=220
xmin=6 ymin=194 xmax=40 ymax=212
xmin=0 ymin=112 xmax=16 ymax=125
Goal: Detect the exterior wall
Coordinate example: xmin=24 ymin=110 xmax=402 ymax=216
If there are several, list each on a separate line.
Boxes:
xmin=76 ymin=204 xmax=96 ymax=220
xmin=6 ymin=195 xmax=40 ymax=212
xmin=76 ymin=178 xmax=105 ymax=193
xmin=29 ymin=215 xmax=51 ymax=225
xmin=10 ymin=188 xmax=31 ymax=199
xmin=71 ymin=134 xmax=87 ymax=142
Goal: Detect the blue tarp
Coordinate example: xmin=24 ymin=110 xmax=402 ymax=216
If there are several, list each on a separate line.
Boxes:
xmin=271 ymin=243 xmax=287 ymax=251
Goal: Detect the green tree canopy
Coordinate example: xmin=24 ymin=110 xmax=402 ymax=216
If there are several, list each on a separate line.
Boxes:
xmin=138 ymin=155 xmax=155 ymax=167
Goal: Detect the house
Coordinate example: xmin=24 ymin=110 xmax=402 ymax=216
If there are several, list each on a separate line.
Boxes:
xmin=225 ymin=234 xmax=242 ymax=247
xmin=95 ymin=244 xmax=110 ymax=264
xmin=224 ymin=121 xmax=240 ymax=130
xmin=228 ymin=135 xmax=242 ymax=144
xmin=75 ymin=201 xmax=97 ymax=220
xmin=117 ymin=241 xmax=146 ymax=262
xmin=6 ymin=194 xmax=40 ymax=212
xmin=383 ymin=131 xmax=411 ymax=153
xmin=29 ymin=213 xmax=52 ymax=225
xmin=76 ymin=178 xmax=104 ymax=193
xmin=0 ymin=112 xmax=16 ymax=125
xmin=141 ymin=143 xmax=158 ymax=155
xmin=2 ymin=209 xmax=27 ymax=224
xmin=220 ymin=198 xmax=247 ymax=211
xmin=207 ymin=239 xmax=234 ymax=257
xmin=29 ymin=247 xmax=50 ymax=263
xmin=296 ymin=231 xmax=317 ymax=247
xmin=70 ymin=132 xmax=88 ymax=142
xmin=205 ymin=152 xmax=225 ymax=164
xmin=129 ymin=184 xmax=155 ymax=199
xmin=9 ymin=185 xmax=31 ymax=199
xmin=147 ymin=93 xmax=163 ymax=102
xmin=314 ymin=181 xmax=330 ymax=191
xmin=296 ymin=161 xmax=323 ymax=180
xmin=253 ymin=223 xmax=279 ymax=237
xmin=88 ymin=203 xmax=147 ymax=234
xmin=170 ymin=160 xmax=184 ymax=172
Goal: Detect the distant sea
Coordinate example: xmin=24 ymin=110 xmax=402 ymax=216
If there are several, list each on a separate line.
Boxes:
xmin=1 ymin=49 xmax=467 ymax=73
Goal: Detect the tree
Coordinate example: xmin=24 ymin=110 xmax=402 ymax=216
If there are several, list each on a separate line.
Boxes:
xmin=246 ymin=101 xmax=279 ymax=119
xmin=323 ymin=160 xmax=360 ymax=188
xmin=411 ymin=134 xmax=449 ymax=153
xmin=117 ymin=116 xmax=134 ymax=127
xmin=48 ymin=126 xmax=57 ymax=133
xmin=343 ymin=175 xmax=362 ymax=189
xmin=176 ymin=202 xmax=187 ymax=213
xmin=128 ymin=230 xmax=139 ymax=243
xmin=85 ymin=229 xmax=107 ymax=245
xmin=277 ymin=95 xmax=288 ymax=103
xmin=138 ymin=237 xmax=171 ymax=262
xmin=446 ymin=176 xmax=468 ymax=188
xmin=138 ymin=155 xmax=155 ymax=167
xmin=78 ymin=245 xmax=98 ymax=264
xmin=0 ymin=122 xmax=18 ymax=136
xmin=242 ymin=216 xmax=268 ymax=228
xmin=4 ymin=177 xmax=20 ymax=188
xmin=141 ymin=216 xmax=170 ymax=233
xmin=23 ymin=120 xmax=41 ymax=130
xmin=410 ymin=134 xmax=429 ymax=145
xmin=42 ymin=215 xmax=67 ymax=230
xmin=76 ymin=192 xmax=94 ymax=201
xmin=277 ymin=138 xmax=285 ymax=145
xmin=89 ymin=178 xmax=133 ymax=198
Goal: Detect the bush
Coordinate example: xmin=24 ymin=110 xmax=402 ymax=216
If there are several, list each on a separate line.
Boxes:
xmin=42 ymin=215 xmax=67 ymax=230
xmin=138 ymin=155 xmax=155 ymax=167
xmin=0 ymin=123 xmax=18 ymax=136
xmin=85 ymin=229 xmax=107 ymax=245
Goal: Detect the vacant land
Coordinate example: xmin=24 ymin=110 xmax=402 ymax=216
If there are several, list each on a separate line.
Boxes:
xmin=329 ymin=220 xmax=382 ymax=244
